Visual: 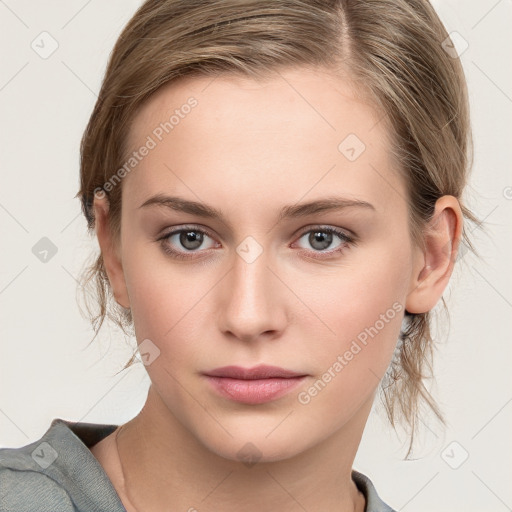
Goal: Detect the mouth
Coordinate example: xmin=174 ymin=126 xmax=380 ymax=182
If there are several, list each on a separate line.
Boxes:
xmin=202 ymin=365 xmax=308 ymax=404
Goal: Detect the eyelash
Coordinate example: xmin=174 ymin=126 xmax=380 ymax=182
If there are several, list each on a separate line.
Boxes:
xmin=157 ymin=225 xmax=356 ymax=261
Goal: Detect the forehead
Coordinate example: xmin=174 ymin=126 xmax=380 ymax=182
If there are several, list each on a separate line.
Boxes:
xmin=127 ymin=66 xmax=387 ymax=150
xmin=122 ymin=66 xmax=405 ymax=219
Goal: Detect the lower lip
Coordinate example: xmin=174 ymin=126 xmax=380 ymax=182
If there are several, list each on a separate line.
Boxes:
xmin=204 ymin=376 xmax=307 ymax=404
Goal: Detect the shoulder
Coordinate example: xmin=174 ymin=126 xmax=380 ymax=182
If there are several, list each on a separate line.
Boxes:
xmin=0 ymin=418 xmax=125 ymax=512
xmin=0 ymin=445 xmax=75 ymax=511
xmin=352 ymin=469 xmax=396 ymax=512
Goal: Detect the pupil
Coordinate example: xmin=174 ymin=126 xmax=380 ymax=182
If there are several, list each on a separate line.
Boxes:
xmin=310 ymin=231 xmax=332 ymax=250
xmin=180 ymin=230 xmax=203 ymax=250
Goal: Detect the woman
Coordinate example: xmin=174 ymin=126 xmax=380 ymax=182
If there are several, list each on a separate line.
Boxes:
xmin=0 ymin=1 xmax=481 ymax=511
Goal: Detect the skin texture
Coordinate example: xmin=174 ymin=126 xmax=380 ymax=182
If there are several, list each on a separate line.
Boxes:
xmin=90 ymin=66 xmax=463 ymax=512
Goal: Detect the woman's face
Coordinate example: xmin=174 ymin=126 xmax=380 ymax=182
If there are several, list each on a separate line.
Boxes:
xmin=108 ymin=66 xmax=424 ymax=461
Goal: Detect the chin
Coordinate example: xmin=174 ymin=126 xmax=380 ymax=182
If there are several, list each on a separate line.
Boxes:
xmin=198 ymin=428 xmax=313 ymax=467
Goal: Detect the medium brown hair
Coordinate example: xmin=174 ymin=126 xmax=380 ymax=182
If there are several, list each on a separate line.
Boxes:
xmin=76 ymin=0 xmax=483 ymax=458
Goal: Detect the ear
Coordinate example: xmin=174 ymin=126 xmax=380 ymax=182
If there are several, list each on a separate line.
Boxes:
xmin=93 ymin=194 xmax=131 ymax=309
xmin=405 ymin=195 xmax=463 ymax=314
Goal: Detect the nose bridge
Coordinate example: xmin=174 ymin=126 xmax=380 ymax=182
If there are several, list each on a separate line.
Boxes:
xmin=219 ymin=237 xmax=285 ymax=341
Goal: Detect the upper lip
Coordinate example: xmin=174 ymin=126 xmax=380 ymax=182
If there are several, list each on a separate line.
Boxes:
xmin=203 ymin=365 xmax=306 ymax=379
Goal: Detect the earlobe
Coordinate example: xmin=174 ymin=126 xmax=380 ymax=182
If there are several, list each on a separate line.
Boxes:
xmin=405 ymin=195 xmax=463 ymax=314
xmin=93 ymin=195 xmax=131 ymax=309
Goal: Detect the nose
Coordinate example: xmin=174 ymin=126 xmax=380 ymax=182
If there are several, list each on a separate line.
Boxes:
xmin=217 ymin=244 xmax=288 ymax=343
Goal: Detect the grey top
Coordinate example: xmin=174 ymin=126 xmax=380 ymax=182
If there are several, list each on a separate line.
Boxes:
xmin=0 ymin=418 xmax=396 ymax=512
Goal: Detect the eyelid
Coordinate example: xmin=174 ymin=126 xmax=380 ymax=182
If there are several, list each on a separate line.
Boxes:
xmin=159 ymin=224 xmax=217 ymax=240
xmin=294 ymin=224 xmax=355 ymax=241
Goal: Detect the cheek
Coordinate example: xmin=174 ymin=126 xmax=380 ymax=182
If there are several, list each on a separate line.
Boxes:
xmin=302 ymin=245 xmax=408 ymax=341
xmin=294 ymin=310 xmax=403 ymax=433
xmin=121 ymin=241 xmax=223 ymax=371
xmin=296 ymin=252 xmax=408 ymax=405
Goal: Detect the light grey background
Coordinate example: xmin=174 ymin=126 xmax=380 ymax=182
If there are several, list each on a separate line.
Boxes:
xmin=1 ymin=1 xmax=511 ymax=510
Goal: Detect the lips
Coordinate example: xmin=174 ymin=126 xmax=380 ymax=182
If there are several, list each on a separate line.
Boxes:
xmin=203 ymin=365 xmax=306 ymax=379
xmin=202 ymin=365 xmax=307 ymax=404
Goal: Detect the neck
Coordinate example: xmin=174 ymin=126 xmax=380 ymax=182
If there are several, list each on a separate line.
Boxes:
xmin=115 ymin=385 xmax=370 ymax=512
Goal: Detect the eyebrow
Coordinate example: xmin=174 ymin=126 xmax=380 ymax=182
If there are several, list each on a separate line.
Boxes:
xmin=138 ymin=194 xmax=375 ymax=224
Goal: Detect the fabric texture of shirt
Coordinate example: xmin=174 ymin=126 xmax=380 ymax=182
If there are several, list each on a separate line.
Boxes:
xmin=0 ymin=418 xmax=396 ymax=512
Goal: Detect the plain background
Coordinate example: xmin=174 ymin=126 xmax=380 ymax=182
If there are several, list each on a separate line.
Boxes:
xmin=0 ymin=1 xmax=510 ymax=510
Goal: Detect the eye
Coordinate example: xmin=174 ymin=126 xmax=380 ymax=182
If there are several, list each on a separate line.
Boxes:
xmin=158 ymin=225 xmax=218 ymax=259
xmin=157 ymin=224 xmax=356 ymax=261
xmin=292 ymin=226 xmax=355 ymax=258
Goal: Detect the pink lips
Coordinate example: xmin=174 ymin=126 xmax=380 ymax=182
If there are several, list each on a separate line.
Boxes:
xmin=202 ymin=365 xmax=307 ymax=404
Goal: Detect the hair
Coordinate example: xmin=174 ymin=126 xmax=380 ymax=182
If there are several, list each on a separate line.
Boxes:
xmin=76 ymin=0 xmax=484 ymax=459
